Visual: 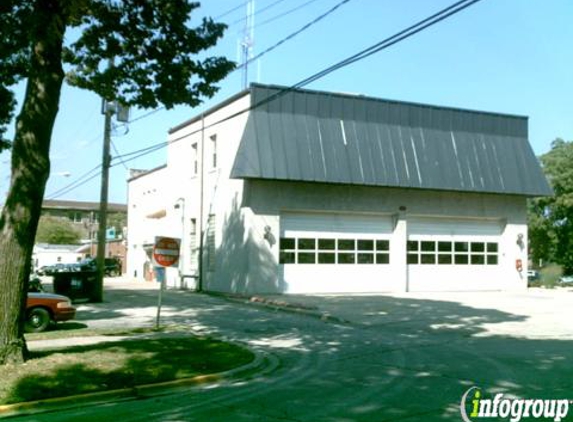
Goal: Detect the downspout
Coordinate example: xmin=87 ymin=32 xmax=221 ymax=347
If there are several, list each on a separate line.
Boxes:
xmin=197 ymin=113 xmax=205 ymax=292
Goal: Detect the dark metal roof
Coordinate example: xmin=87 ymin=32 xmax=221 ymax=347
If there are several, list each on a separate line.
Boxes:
xmin=230 ymin=84 xmax=552 ymax=197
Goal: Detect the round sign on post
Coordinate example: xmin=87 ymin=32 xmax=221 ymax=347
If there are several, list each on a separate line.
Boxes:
xmin=153 ymin=237 xmax=181 ymax=267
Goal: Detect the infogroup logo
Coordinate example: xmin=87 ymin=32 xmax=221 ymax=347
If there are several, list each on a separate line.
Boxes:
xmin=460 ymin=387 xmax=571 ymax=422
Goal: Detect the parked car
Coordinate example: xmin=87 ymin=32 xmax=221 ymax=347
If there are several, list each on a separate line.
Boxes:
xmin=527 ymin=270 xmax=539 ymax=281
xmin=559 ymin=275 xmax=573 ymax=285
xmin=78 ymin=257 xmax=122 ymax=277
xmin=26 ymin=279 xmax=76 ymax=333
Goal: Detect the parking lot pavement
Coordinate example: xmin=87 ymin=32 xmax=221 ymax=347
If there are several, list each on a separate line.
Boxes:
xmin=246 ymin=287 xmax=573 ymax=340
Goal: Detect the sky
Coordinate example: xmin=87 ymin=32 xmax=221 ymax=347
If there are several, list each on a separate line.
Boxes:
xmin=1 ymin=0 xmax=572 ymax=205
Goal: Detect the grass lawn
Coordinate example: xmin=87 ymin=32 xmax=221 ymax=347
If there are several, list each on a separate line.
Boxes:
xmin=0 ymin=333 xmax=254 ymax=405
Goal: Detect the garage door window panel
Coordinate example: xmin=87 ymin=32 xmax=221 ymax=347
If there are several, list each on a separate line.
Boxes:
xmin=338 ymin=253 xmax=355 ymax=264
xmin=318 ymin=239 xmax=335 ymax=250
xmin=318 ymin=253 xmax=336 ymax=264
xmin=298 ymin=238 xmax=316 ymax=250
xmin=298 ymin=252 xmax=316 ymax=264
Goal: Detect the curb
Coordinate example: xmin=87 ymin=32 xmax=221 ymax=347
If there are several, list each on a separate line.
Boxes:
xmin=0 ymin=346 xmax=267 ymax=419
xmin=206 ymin=292 xmax=351 ymax=325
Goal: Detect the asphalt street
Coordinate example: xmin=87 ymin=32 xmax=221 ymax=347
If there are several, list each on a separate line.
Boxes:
xmin=14 ymin=281 xmax=573 ymax=421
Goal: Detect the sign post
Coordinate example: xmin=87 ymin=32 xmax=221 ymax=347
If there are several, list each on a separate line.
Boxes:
xmin=152 ymin=237 xmax=180 ymax=329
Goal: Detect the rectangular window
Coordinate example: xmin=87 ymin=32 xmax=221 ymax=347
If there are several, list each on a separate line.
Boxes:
xmin=298 ymin=238 xmax=316 ymax=250
xmin=190 ymin=218 xmax=197 ymax=235
xmin=338 ymin=253 xmax=355 ymax=264
xmin=338 ymin=239 xmax=355 ymax=251
xmin=280 ymin=252 xmax=295 ymax=264
xmin=438 ymin=241 xmax=452 ymax=252
xmin=421 ymin=254 xmax=436 ymax=264
xmin=407 ymin=241 xmax=419 ymax=251
xmin=407 ymin=254 xmax=419 ymax=264
xmin=421 ymin=241 xmax=436 ymax=252
xmin=487 ymin=243 xmax=498 ymax=253
xmin=357 ymin=240 xmax=374 ymax=250
xmin=454 ymin=254 xmax=469 ymax=265
xmin=471 ymin=242 xmax=485 ymax=253
xmin=207 ymin=214 xmax=216 ymax=271
xmin=376 ymin=253 xmax=390 ymax=264
xmin=438 ymin=254 xmax=452 ymax=265
xmin=191 ymin=143 xmax=198 ymax=175
xmin=487 ymin=255 xmax=498 ymax=265
xmin=210 ymin=135 xmax=217 ymax=168
xmin=298 ymin=252 xmax=315 ymax=264
xmin=376 ymin=240 xmax=390 ymax=251
xmin=455 ymin=242 xmax=469 ymax=253
xmin=280 ymin=238 xmax=295 ymax=250
xmin=318 ymin=253 xmax=335 ymax=264
xmin=318 ymin=239 xmax=335 ymax=250
xmin=357 ymin=253 xmax=374 ymax=264
xmin=471 ymin=254 xmax=485 ymax=265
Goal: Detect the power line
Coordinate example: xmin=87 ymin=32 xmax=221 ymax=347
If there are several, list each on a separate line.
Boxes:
xmin=111 ymin=140 xmax=128 ymax=170
xmin=230 ymin=0 xmax=288 ymax=26
xmin=57 ymin=0 xmax=485 ymax=197
xmin=236 ymin=0 xmax=352 ymax=71
xmin=115 ymin=0 xmax=484 ymax=160
xmin=215 ymin=0 xmax=251 ymax=20
xmin=256 ymin=0 xmax=324 ymax=29
xmin=45 ymin=164 xmax=102 ymax=199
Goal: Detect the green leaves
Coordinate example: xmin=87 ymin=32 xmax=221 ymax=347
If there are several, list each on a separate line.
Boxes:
xmin=63 ymin=0 xmax=235 ymax=108
xmin=529 ymin=138 xmax=573 ymax=273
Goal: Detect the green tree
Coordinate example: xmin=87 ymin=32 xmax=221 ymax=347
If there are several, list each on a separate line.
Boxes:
xmin=36 ymin=216 xmax=81 ymax=244
xmin=528 ymin=138 xmax=573 ymax=273
xmin=0 ymin=0 xmax=234 ymax=364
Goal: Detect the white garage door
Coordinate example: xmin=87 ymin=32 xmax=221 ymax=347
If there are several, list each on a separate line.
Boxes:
xmin=279 ymin=212 xmax=397 ymax=293
xmin=407 ymin=217 xmax=504 ymax=291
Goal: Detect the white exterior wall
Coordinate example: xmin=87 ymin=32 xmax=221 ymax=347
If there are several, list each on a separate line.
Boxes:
xmin=242 ymin=180 xmax=528 ymax=293
xmin=127 ymin=166 xmax=181 ymax=285
xmin=166 ymin=93 xmax=252 ymax=291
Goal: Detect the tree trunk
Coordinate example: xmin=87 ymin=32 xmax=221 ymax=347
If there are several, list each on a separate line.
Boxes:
xmin=0 ymin=0 xmax=66 ymax=365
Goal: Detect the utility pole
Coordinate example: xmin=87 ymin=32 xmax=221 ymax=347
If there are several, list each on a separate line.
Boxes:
xmin=241 ymin=0 xmax=255 ymax=89
xmin=93 ymin=100 xmax=113 ymax=302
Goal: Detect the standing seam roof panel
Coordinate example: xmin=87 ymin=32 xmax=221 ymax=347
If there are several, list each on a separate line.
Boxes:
xmin=229 ymin=84 xmax=552 ymax=197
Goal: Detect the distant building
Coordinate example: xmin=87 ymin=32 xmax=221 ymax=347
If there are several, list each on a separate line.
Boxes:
xmin=42 ymin=199 xmax=127 ymax=242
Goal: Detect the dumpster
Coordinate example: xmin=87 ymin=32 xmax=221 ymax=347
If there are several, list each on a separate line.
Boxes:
xmin=52 ymin=271 xmax=97 ymax=302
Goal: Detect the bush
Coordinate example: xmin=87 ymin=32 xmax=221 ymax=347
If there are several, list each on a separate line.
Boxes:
xmin=538 ymin=264 xmax=563 ymax=288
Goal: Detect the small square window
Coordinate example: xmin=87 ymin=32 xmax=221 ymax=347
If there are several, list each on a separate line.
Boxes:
xmin=421 ymin=241 xmax=436 ymax=252
xmin=338 ymin=239 xmax=355 ymax=251
xmin=357 ymin=240 xmax=374 ymax=250
xmin=357 ymin=253 xmax=374 ymax=264
xmin=421 ymin=254 xmax=436 ymax=264
xmin=407 ymin=253 xmax=419 ymax=264
xmin=298 ymin=238 xmax=316 ymax=250
xmin=487 ymin=243 xmax=498 ymax=253
xmin=407 ymin=240 xmax=419 ymax=251
xmin=338 ymin=253 xmax=355 ymax=264
xmin=298 ymin=252 xmax=315 ymax=264
xmin=471 ymin=254 xmax=485 ymax=265
xmin=454 ymin=254 xmax=469 ymax=265
xmin=438 ymin=241 xmax=452 ymax=252
xmin=438 ymin=254 xmax=452 ymax=265
xmin=471 ymin=242 xmax=485 ymax=253
xmin=376 ymin=240 xmax=390 ymax=251
xmin=487 ymin=255 xmax=498 ymax=265
xmin=455 ymin=242 xmax=469 ymax=253
xmin=318 ymin=253 xmax=335 ymax=264
xmin=280 ymin=238 xmax=295 ymax=250
xmin=279 ymin=252 xmax=295 ymax=264
xmin=318 ymin=239 xmax=335 ymax=250
xmin=376 ymin=253 xmax=390 ymax=264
